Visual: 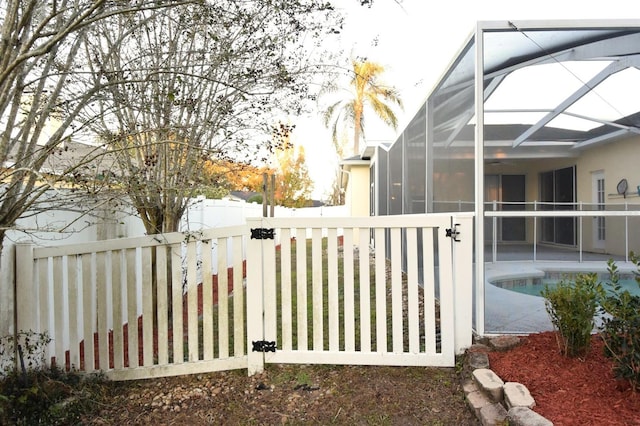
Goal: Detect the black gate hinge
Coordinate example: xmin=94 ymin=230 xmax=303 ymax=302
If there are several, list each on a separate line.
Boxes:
xmin=445 ymin=224 xmax=460 ymax=242
xmin=252 ymin=340 xmax=276 ymax=352
xmin=251 ymin=228 xmax=275 ymax=240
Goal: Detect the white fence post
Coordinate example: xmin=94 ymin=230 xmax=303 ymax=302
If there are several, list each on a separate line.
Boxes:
xmin=452 ymin=214 xmax=473 ymax=354
xmin=246 ymin=219 xmax=265 ymax=375
xmin=15 ymin=243 xmax=35 ymax=334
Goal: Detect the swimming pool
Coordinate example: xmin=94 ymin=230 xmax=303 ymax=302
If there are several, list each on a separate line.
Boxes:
xmin=491 ymin=272 xmax=640 ymax=297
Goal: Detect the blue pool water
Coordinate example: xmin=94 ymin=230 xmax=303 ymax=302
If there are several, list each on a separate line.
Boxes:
xmin=491 ymin=272 xmax=640 ymax=297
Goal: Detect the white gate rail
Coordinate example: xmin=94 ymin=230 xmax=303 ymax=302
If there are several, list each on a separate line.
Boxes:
xmin=246 ymin=214 xmax=473 ymax=375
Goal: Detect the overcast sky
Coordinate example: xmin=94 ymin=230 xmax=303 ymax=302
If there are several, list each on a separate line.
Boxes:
xmin=297 ymin=0 xmax=640 ymax=199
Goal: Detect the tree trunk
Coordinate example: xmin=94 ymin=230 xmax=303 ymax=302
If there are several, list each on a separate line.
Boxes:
xmin=353 ymin=100 xmax=364 ymax=156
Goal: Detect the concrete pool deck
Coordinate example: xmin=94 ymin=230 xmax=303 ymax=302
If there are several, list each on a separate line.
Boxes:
xmin=483 ymin=260 xmax=638 ymax=334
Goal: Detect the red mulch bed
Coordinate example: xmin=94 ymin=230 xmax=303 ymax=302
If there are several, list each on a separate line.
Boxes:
xmin=489 ymin=331 xmax=640 ymax=425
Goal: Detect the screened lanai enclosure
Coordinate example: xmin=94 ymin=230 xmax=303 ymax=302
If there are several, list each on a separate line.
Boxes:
xmin=367 ymin=20 xmax=640 ymax=334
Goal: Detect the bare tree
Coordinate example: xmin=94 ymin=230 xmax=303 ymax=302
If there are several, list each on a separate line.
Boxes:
xmin=83 ymin=1 xmax=339 ymax=234
xmin=0 ymin=0 xmax=199 ymax=254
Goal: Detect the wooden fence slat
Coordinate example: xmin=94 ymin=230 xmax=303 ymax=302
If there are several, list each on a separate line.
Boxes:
xmin=327 ymin=228 xmax=339 ymax=351
xmin=358 ymin=229 xmax=371 ymax=353
xmin=423 ymin=229 xmax=436 ymax=354
xmin=406 ymin=228 xmax=419 ymax=353
xmin=96 ymin=252 xmax=109 ymax=371
xmin=53 ymin=257 xmax=65 ymax=368
xmin=187 ymin=241 xmax=198 ymax=362
xmin=311 ymin=228 xmax=323 ymax=351
xmin=280 ymin=229 xmax=293 ymax=351
xmin=112 ymin=251 xmax=124 ymax=370
xmin=390 ymin=229 xmax=403 ymax=353
xmin=263 ymin=235 xmax=277 ymax=352
xmin=125 ymin=249 xmax=138 ymax=368
xmin=67 ymin=255 xmax=79 ymax=370
xmin=82 ymin=254 xmax=95 ymax=372
xmin=37 ymin=259 xmax=50 ymax=363
xmin=141 ymin=248 xmax=153 ymax=366
xmin=295 ymin=228 xmax=308 ymax=351
xmin=374 ymin=228 xmax=387 ymax=353
xmin=156 ymin=245 xmax=169 ymax=365
xmin=201 ymin=240 xmax=214 ymax=361
xmin=232 ymin=236 xmax=244 ymax=357
xmin=171 ymin=244 xmax=184 ymax=364
xmin=343 ymin=229 xmax=355 ymax=352
xmin=217 ymin=238 xmax=229 ymax=359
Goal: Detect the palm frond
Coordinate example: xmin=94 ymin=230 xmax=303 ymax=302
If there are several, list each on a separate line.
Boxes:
xmin=320 ymin=59 xmax=403 ymax=155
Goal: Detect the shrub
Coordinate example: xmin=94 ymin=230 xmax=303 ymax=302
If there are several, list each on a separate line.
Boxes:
xmin=247 ymin=194 xmax=263 ymax=204
xmin=599 ymin=255 xmax=640 ymax=391
xmin=541 ymin=273 xmax=602 ymax=357
xmin=0 ymin=331 xmax=108 ymax=424
xmin=0 ymin=366 xmax=108 ymax=425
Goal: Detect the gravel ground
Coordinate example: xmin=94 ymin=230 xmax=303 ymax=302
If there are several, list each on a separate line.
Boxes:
xmin=81 ymin=363 xmax=479 ymax=425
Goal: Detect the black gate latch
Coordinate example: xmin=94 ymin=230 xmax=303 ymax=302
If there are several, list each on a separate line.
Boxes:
xmin=251 ymin=228 xmax=275 ymax=240
xmin=445 ymin=224 xmax=460 ymax=242
xmin=252 ymin=340 xmax=276 ymax=352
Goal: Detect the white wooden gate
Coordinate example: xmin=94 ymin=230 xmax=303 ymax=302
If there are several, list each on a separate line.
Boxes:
xmin=246 ymin=214 xmax=473 ymax=375
xmin=14 ymin=214 xmax=472 ymax=380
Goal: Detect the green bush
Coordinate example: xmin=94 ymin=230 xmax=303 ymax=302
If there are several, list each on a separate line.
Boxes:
xmin=0 ymin=331 xmax=108 ymax=424
xmin=541 ymin=273 xmax=603 ymax=357
xmin=0 ymin=331 xmax=105 ymax=425
xmin=0 ymin=366 xmax=108 ymax=425
xmin=599 ymin=255 xmax=640 ymax=391
xmin=247 ymin=194 xmax=263 ymax=204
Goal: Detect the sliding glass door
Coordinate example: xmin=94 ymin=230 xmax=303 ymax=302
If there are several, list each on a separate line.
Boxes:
xmin=540 ymin=166 xmax=576 ymax=245
xmin=485 ymin=174 xmax=526 ymax=242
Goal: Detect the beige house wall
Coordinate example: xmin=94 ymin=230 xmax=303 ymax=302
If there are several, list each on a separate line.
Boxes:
xmin=344 ymin=164 xmax=371 ymax=217
xmin=578 ymin=136 xmax=640 ymax=256
xmin=487 ymin=135 xmax=640 ymax=256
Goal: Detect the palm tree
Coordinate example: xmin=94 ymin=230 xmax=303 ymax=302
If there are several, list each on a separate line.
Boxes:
xmin=322 ymin=60 xmax=403 ymax=156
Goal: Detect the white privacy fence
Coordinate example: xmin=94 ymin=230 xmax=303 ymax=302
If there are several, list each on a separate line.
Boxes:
xmin=14 ymin=213 xmax=473 ymax=380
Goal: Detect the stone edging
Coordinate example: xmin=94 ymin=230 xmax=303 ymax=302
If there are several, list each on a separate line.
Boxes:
xmin=463 ymin=336 xmax=554 ymax=426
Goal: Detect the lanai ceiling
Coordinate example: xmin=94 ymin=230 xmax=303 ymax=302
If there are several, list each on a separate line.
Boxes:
xmin=429 ymin=21 xmax=640 ymax=160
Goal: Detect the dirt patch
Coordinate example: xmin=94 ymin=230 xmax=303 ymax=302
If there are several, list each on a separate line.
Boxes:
xmin=80 ymin=364 xmax=479 ymax=425
xmin=489 ymin=331 xmax=640 ymax=425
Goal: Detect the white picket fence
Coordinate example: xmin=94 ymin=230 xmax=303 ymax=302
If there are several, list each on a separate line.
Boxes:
xmin=14 ymin=213 xmax=473 ymax=380
xmin=15 ymin=226 xmax=249 ymax=380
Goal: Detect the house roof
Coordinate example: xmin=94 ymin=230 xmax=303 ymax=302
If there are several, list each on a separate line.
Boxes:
xmin=429 ymin=20 xmax=640 ymax=161
xmin=339 ymin=155 xmax=371 ymax=166
xmin=40 ymin=140 xmax=114 ymax=177
xmin=229 ymin=190 xmax=258 ymax=200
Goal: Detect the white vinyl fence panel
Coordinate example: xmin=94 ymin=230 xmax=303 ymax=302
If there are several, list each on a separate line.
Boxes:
xmin=14 ymin=213 xmax=473 ymax=381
